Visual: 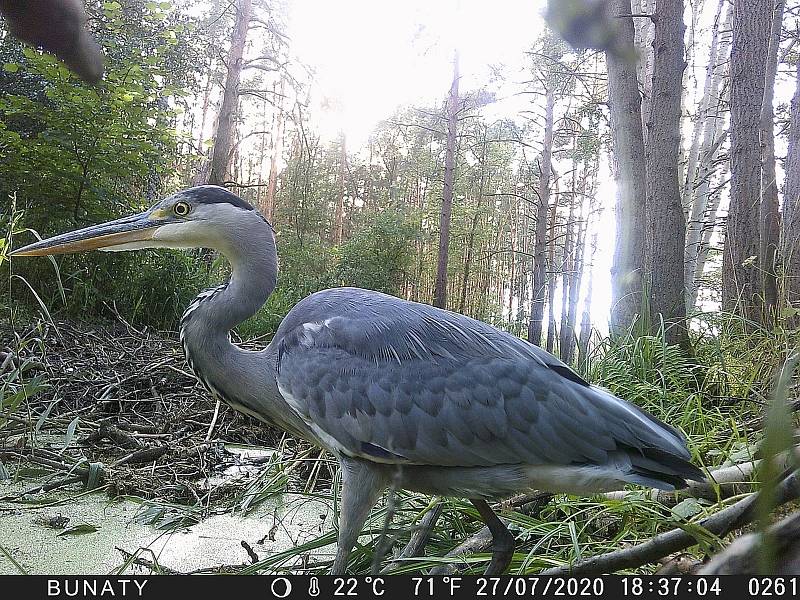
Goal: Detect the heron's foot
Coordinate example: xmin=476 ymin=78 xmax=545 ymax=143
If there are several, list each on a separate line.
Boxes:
xmin=484 ymin=522 xmax=515 ymax=576
xmin=470 ymin=499 xmax=515 ymax=576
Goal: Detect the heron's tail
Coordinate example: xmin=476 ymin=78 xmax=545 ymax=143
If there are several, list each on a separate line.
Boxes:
xmin=621 ymin=445 xmax=706 ymax=491
xmin=585 ymin=385 xmax=706 ymax=491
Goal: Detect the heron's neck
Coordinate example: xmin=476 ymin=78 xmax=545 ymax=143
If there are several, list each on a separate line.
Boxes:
xmin=176 ymin=224 xmax=321 ymax=442
xmin=179 ymin=221 xmax=278 ymax=371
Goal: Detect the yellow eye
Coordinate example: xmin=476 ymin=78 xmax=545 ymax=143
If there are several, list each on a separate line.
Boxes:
xmin=173 ymin=201 xmax=191 ymax=217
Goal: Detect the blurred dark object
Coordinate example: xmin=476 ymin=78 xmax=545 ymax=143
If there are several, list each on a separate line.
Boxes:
xmin=0 ymin=0 xmax=103 ymax=83
xmin=545 ymin=0 xmax=637 ymax=62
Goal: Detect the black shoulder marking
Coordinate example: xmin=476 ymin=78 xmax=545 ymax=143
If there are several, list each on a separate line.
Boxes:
xmin=360 ymin=442 xmax=408 ymax=461
xmin=549 ymin=363 xmax=591 ymax=387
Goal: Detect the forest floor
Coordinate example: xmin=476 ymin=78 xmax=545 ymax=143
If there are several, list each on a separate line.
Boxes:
xmin=0 ymin=317 xmax=340 ymax=574
xmin=1 ymin=317 xmax=799 ymax=574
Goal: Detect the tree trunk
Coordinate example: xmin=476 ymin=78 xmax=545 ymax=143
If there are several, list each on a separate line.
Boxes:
xmin=685 ymin=3 xmax=731 ymax=311
xmin=528 ymin=89 xmax=555 ymax=345
xmin=255 ymin=96 xmax=268 ymax=201
xmin=507 ymin=198 xmax=518 ymax=319
xmin=682 ymin=0 xmax=726 ymax=215
xmin=459 ymin=137 xmax=487 ymax=314
xmin=607 ymin=0 xmax=647 ymax=335
xmin=263 ymin=77 xmax=285 ymax=222
xmin=545 ymin=181 xmax=559 ymax=353
xmin=333 ymin=134 xmax=346 ymax=245
xmin=564 ymin=217 xmax=583 ymax=365
xmin=459 ymin=212 xmax=480 ymax=314
xmin=562 ymin=158 xmax=587 ymax=364
xmin=193 ymin=0 xmax=222 ymax=185
xmin=694 ymin=161 xmax=728 ymax=303
xmin=723 ymin=0 xmax=772 ymax=320
xmin=579 ymin=231 xmax=599 ymax=371
xmin=646 ymin=0 xmax=688 ymax=348
xmin=633 ymin=0 xmax=654 ymax=140
xmin=196 ymin=68 xmax=214 ymax=156
xmin=759 ymin=0 xmax=785 ymax=321
xmin=559 ymin=162 xmax=577 ymax=361
xmin=208 ymin=0 xmax=252 ymax=186
xmin=782 ymin=60 xmax=800 ymax=320
xmin=434 ymin=51 xmax=459 ymax=310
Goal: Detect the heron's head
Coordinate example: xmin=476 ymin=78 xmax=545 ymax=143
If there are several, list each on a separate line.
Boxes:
xmin=11 ymin=186 xmax=273 ymax=258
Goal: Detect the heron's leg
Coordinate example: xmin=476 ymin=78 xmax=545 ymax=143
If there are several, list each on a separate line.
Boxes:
xmin=470 ymin=499 xmax=515 ymax=576
xmin=331 ymin=456 xmax=388 ymax=575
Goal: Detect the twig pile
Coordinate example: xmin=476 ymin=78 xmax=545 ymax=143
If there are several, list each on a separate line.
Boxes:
xmin=0 ymin=317 xmax=303 ymax=504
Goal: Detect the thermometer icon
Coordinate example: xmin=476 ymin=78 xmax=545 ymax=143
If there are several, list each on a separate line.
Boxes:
xmin=308 ymin=577 xmax=320 ymax=597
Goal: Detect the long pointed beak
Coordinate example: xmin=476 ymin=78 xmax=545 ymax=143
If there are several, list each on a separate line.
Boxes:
xmin=10 ymin=211 xmax=160 ymax=257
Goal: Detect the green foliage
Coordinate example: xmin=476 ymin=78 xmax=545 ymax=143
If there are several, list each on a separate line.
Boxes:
xmin=1 ymin=0 xmax=205 ymax=326
xmin=582 ymin=319 xmax=757 ymax=471
xmin=334 ymin=210 xmax=419 ymax=294
xmin=1 ymin=1 xmax=200 ymax=218
xmin=236 ymin=211 xmax=419 ymax=338
xmin=587 ymin=328 xmax=704 ymax=434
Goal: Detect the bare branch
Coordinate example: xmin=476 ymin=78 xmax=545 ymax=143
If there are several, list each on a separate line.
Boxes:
xmin=540 ymin=469 xmax=800 ymax=576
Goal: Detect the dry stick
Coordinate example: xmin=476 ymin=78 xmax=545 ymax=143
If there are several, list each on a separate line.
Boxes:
xmin=371 ymin=485 xmax=402 ymax=576
xmin=382 ymin=502 xmax=445 ymax=573
xmin=540 ymin=469 xmax=800 ymax=575
xmin=0 ymin=447 xmax=94 ymax=499
xmin=430 ymin=527 xmax=493 ymax=576
xmin=83 ymin=423 xmax=141 ymax=449
xmin=111 ymin=445 xmax=169 ymax=467
xmin=0 ymin=449 xmax=89 ymax=477
xmin=697 ymin=509 xmax=800 ymax=574
xmin=241 ymin=540 xmax=260 ymax=564
xmin=746 ymin=398 xmax=800 ymax=430
xmin=603 ymin=447 xmax=800 ymax=505
xmin=0 ymin=351 xmax=15 ymax=373
xmin=1 ymin=475 xmax=85 ymax=500
xmin=205 ymin=399 xmax=222 ymax=441
xmin=114 ymin=547 xmax=185 ymax=575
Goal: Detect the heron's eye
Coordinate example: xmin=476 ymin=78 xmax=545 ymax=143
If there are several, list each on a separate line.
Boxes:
xmin=173 ymin=201 xmax=191 ymax=217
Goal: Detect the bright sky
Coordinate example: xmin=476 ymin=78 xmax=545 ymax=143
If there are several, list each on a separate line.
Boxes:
xmin=288 ymin=0 xmax=546 ymax=145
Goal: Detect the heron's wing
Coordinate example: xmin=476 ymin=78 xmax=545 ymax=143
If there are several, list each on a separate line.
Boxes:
xmin=273 ymin=288 xmax=691 ymax=470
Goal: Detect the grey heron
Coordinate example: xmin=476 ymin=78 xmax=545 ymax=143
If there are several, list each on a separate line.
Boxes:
xmin=11 ymin=185 xmax=705 ymax=575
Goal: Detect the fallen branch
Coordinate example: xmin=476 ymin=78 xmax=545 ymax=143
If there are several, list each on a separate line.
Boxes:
xmin=604 ymin=461 xmax=759 ymax=505
xmin=653 ymin=554 xmax=701 ymax=575
xmin=383 ymin=502 xmax=444 ymax=573
xmin=745 ymin=399 xmax=800 ymax=430
xmin=241 ymin=540 xmax=260 ymax=564
xmin=697 ymin=509 xmax=800 ymax=575
xmin=111 ymin=445 xmax=169 ymax=467
xmin=540 ymin=469 xmax=800 ymax=575
xmin=83 ymin=423 xmax=141 ymax=450
xmin=0 ymin=448 xmax=89 ymax=478
xmin=0 ymin=475 xmax=85 ymax=500
xmin=429 ymin=527 xmax=493 ymax=576
xmin=114 ymin=547 xmax=184 ymax=575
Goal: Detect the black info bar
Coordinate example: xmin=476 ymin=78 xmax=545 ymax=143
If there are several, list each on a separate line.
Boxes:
xmin=1 ymin=575 xmax=796 ymax=600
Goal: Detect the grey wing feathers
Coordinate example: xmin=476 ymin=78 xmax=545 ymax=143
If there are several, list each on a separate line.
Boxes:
xmin=274 ymin=288 xmax=702 ymax=486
